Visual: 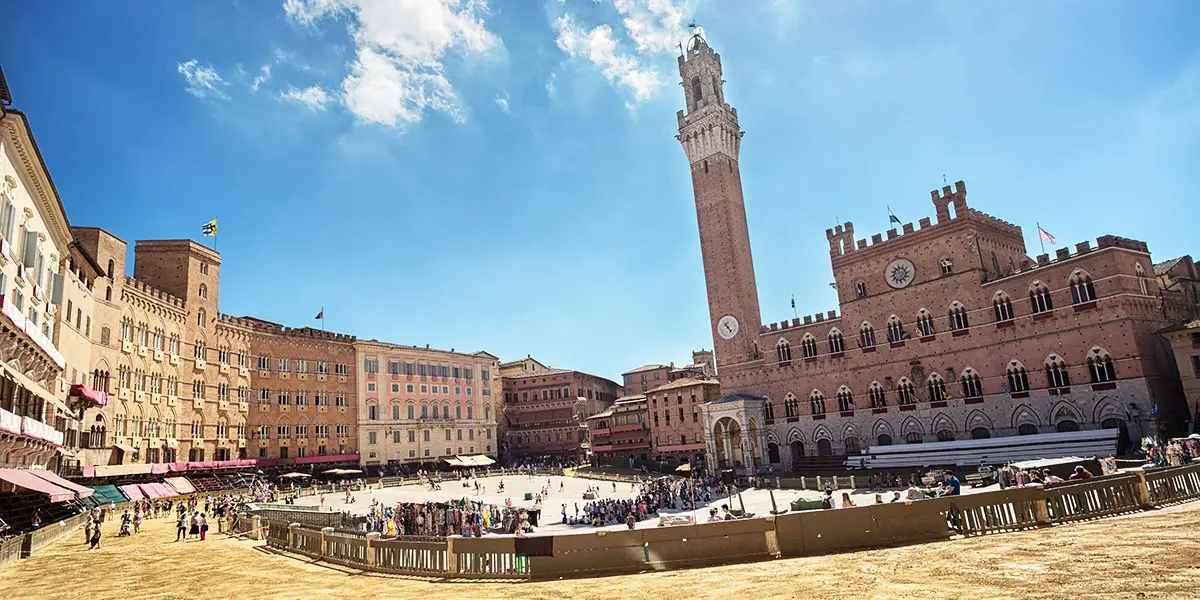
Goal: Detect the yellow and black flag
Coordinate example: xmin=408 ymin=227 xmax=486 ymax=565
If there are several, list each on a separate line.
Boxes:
xmin=201 ymin=219 xmax=218 ymax=236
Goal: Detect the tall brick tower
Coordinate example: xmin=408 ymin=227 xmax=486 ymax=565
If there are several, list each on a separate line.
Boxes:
xmin=677 ymin=33 xmax=762 ymax=367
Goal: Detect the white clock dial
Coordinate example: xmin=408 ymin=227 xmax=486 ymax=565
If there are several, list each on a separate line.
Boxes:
xmin=717 ymin=314 xmax=740 ymax=340
xmin=885 ymin=258 xmax=916 ymax=289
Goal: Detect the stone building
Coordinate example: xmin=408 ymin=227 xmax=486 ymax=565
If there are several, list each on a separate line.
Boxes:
xmin=676 ymin=34 xmax=1199 ymax=472
xmin=588 ymin=394 xmax=649 ymax=462
xmin=500 ymin=367 xmax=621 ymax=461
xmin=354 ymin=340 xmax=498 ymax=467
xmin=0 ymin=104 xmax=75 ymax=469
xmin=1160 ymin=321 xmax=1200 ymax=432
xmin=622 ymin=364 xmax=670 ymax=396
xmin=646 ymin=377 xmax=718 ymax=467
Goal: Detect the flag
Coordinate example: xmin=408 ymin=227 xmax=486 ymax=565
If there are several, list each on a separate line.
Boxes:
xmin=943 ymin=390 xmax=953 ymax=401
xmin=790 ymin=295 xmax=795 ymax=310
xmin=315 ymin=308 xmax=324 ymax=320
xmin=1038 ymin=226 xmax=1057 ymax=245
xmin=201 ymin=219 xmax=218 ymax=236
xmin=1001 ymin=382 xmax=1011 ymax=398
xmin=888 ymin=206 xmax=901 ymax=225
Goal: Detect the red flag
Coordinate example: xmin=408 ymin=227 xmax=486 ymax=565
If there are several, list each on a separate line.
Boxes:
xmin=1038 ymin=226 xmax=1057 ymax=245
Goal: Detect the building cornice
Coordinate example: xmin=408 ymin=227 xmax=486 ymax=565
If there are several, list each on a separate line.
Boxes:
xmin=1 ymin=113 xmax=72 ymax=251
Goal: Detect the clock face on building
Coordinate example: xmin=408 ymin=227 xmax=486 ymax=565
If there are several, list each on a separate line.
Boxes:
xmin=885 ymin=258 xmax=916 ymax=289
xmin=717 ymin=314 xmax=740 ymax=340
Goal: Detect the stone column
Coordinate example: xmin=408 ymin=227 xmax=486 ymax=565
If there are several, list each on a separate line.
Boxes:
xmin=365 ymin=532 xmax=380 ymax=567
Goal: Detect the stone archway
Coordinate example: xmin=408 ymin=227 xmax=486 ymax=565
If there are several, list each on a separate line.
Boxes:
xmin=712 ymin=417 xmax=744 ymax=469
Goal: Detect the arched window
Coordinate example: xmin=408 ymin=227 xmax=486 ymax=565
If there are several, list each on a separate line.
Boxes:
xmin=776 ymin=338 xmax=792 ymax=363
xmin=993 ymin=291 xmax=1014 ymax=322
xmin=860 ymin=322 xmax=876 ymax=349
xmin=816 ymin=439 xmax=833 ymax=456
xmin=970 ymin=427 xmax=991 ymax=439
xmin=198 ymin=284 xmax=207 ymax=299
xmin=927 ymin=373 xmax=948 ymax=402
xmin=107 ymin=259 xmax=114 ymax=279
xmin=197 ymin=308 xmax=206 ymax=328
xmin=868 ymin=382 xmax=886 ymax=408
xmin=1087 ymin=346 xmax=1116 ymax=383
xmin=961 ymin=368 xmax=983 ymax=398
xmin=809 ymin=389 xmax=826 ymax=415
xmin=1056 ymin=420 xmax=1080 ymax=432
xmin=1029 ymin=280 xmax=1053 ymax=314
xmin=783 ymin=393 xmax=798 ymax=418
xmin=896 ymin=378 xmax=916 ymax=405
xmin=936 ymin=429 xmax=956 ymax=442
xmin=1045 ymin=354 xmax=1071 ymax=388
xmin=948 ymin=301 xmax=970 ymax=331
xmin=916 ymin=309 xmax=935 ymax=337
xmin=828 ymin=329 xmax=845 ymax=354
xmin=905 ymin=432 xmax=923 ymax=444
xmin=1135 ymin=263 xmax=1149 ymax=296
xmin=886 ymin=315 xmax=905 ymax=343
xmin=836 ymin=386 xmax=854 ymax=412
xmin=690 ymin=76 xmax=702 ymax=102
xmin=800 ymin=334 xmax=818 ymax=358
xmin=877 ymin=434 xmax=893 ymax=446
xmin=1017 ymin=423 xmax=1039 ymax=435
xmin=1006 ymin=360 xmax=1030 ymax=393
xmin=763 ymin=399 xmax=775 ymax=421
xmin=1070 ymin=270 xmax=1097 ymax=304
xmin=106 ymin=286 xmax=112 ymax=301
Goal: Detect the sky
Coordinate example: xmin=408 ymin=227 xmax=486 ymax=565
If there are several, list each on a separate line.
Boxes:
xmin=2 ymin=1 xmax=1197 ymax=383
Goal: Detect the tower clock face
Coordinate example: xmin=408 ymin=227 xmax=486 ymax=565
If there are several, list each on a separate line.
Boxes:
xmin=885 ymin=258 xmax=916 ymax=289
xmin=717 ymin=314 xmax=740 ymax=340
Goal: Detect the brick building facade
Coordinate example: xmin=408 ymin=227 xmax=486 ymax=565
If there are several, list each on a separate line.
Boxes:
xmin=500 ymin=368 xmax=621 ymax=461
xmin=677 ymin=34 xmax=1200 ymax=471
xmin=646 ymin=378 xmax=718 ymax=467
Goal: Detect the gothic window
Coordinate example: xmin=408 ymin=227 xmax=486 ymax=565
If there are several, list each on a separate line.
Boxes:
xmin=948 ymin=301 xmax=970 ymax=331
xmin=801 ymin=334 xmax=818 ymax=358
xmin=886 ymin=315 xmax=905 ymax=343
xmin=844 ymin=437 xmax=861 ymax=454
xmin=828 ymin=329 xmax=845 ymax=354
xmin=1045 ymin=354 xmax=1071 ymax=388
xmin=927 ymin=373 xmax=948 ymax=402
xmin=691 ymin=76 xmax=702 ymax=102
xmin=106 ymin=259 xmax=114 ymax=279
xmin=776 ymin=338 xmax=792 ymax=363
xmin=896 ymin=378 xmax=916 ymax=405
xmin=905 ymin=432 xmax=923 ymax=444
xmin=868 ymin=382 xmax=886 ymax=408
xmin=916 ymin=309 xmax=935 ymax=337
xmin=1006 ymin=360 xmax=1030 ymax=393
xmin=784 ymin=393 xmax=798 ymax=418
xmin=855 ymin=282 xmax=868 ymax=298
xmin=809 ymin=390 xmax=826 ymax=415
xmin=1030 ymin=281 xmax=1054 ymax=314
xmin=1018 ymin=423 xmax=1039 ymax=435
xmin=197 ymin=308 xmax=206 ymax=328
xmin=1070 ymin=270 xmax=1097 ymax=304
xmin=836 ymin=386 xmax=854 ymax=412
xmin=993 ymin=291 xmax=1014 ymax=322
xmin=764 ymin=400 xmax=775 ymax=420
xmin=1087 ymin=346 xmax=1116 ymax=383
xmin=860 ymin=322 xmax=876 ymax=349
xmin=961 ymin=368 xmax=983 ymax=398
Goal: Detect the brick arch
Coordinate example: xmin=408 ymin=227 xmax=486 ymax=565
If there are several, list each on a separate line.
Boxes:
xmin=872 ymin=419 xmax=895 ymax=439
xmin=1049 ymin=401 xmax=1083 ymax=426
xmin=964 ymin=409 xmax=992 ymax=431
xmin=1011 ymin=404 xmax=1041 ymax=428
xmin=930 ymin=412 xmax=956 ymax=435
xmin=786 ymin=427 xmax=805 ymax=443
xmin=811 ymin=424 xmax=832 ymax=441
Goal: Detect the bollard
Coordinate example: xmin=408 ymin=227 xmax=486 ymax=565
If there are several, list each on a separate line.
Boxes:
xmin=288 ymin=522 xmax=300 ymax=551
xmin=365 ymin=532 xmax=380 ymax=567
xmin=321 ymin=526 xmax=333 ymax=557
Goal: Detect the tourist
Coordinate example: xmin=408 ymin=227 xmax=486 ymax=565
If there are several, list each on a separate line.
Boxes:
xmin=84 ymin=515 xmax=94 ymax=544
xmin=874 ymin=494 xmax=884 ymax=504
xmin=133 ymin=510 xmax=143 ymax=535
xmin=189 ymin=512 xmax=200 ymax=539
xmin=822 ymin=488 xmax=835 ymax=509
xmin=626 ymin=513 xmax=636 ymax=529
xmin=176 ymin=513 xmax=187 ymax=541
xmin=89 ymin=524 xmax=102 ymax=550
xmin=905 ymin=483 xmax=924 ymax=501
xmin=199 ymin=513 xmax=209 ymax=541
xmin=1042 ymin=469 xmax=1065 ymax=485
xmin=721 ymin=504 xmax=735 ymax=520
xmin=1070 ymin=466 xmax=1094 ymax=480
xmin=941 ymin=471 xmax=962 ymax=496
xmin=890 ymin=491 xmax=902 ymax=503
xmin=841 ymin=493 xmax=856 ymax=508
xmin=707 ymin=507 xmax=722 ymax=522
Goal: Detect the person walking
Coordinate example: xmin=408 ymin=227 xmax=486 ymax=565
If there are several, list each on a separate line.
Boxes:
xmin=189 ymin=512 xmax=200 ymax=540
xmin=176 ymin=513 xmax=187 ymax=542
xmin=89 ymin=525 xmax=102 ymax=550
xmin=199 ymin=514 xmax=209 ymax=541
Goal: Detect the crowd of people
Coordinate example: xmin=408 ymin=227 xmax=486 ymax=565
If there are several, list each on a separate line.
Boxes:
xmin=360 ymin=496 xmax=539 ymax=537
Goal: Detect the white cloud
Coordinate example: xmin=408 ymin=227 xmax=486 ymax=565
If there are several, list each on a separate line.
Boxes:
xmin=250 ymin=64 xmax=272 ymax=92
xmin=613 ymin=0 xmax=687 ymax=54
xmin=553 ymin=14 xmax=662 ymax=101
xmin=279 ymin=85 xmax=332 ymax=111
xmin=284 ymin=0 xmax=500 ymax=127
xmin=177 ymin=60 xmax=230 ymax=100
xmin=494 ymin=90 xmax=510 ymax=113
xmin=545 ymin=72 xmax=557 ymax=98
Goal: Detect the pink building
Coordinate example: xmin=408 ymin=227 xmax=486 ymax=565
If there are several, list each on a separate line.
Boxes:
xmin=675 ymin=34 xmax=1200 ymax=471
xmin=500 ymin=368 xmax=621 ymax=462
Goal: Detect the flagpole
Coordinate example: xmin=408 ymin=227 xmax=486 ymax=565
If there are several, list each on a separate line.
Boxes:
xmin=1037 ymin=222 xmax=1044 ymax=255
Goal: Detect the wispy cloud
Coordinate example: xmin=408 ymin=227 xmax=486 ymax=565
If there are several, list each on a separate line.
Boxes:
xmin=250 ymin=64 xmax=272 ymax=93
xmin=177 ymin=60 xmax=230 ymax=100
xmin=553 ymin=14 xmax=662 ymax=101
xmin=545 ymin=72 xmax=557 ymax=98
xmin=283 ymin=0 xmax=501 ymax=128
xmin=279 ymin=85 xmax=332 ymax=111
xmin=494 ymin=90 xmax=510 ymax=114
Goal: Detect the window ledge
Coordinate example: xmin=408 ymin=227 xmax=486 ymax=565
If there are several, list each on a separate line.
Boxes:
xmin=839 ymin=411 xmax=854 ymax=417
xmin=920 ymin=335 xmax=936 ymax=343
xmin=777 ymin=360 xmax=791 ymax=368
xmin=899 ymin=405 xmax=917 ymax=412
xmin=872 ymin=407 xmax=888 ymax=414
xmin=930 ymin=401 xmax=947 ymax=408
xmin=811 ymin=414 xmax=826 ymax=420
xmin=786 ymin=417 xmax=799 ymax=423
xmin=1032 ymin=312 xmax=1054 ymax=321
xmin=830 ymin=352 xmax=845 ymax=359
xmin=862 ymin=346 xmax=877 ymax=353
xmin=1074 ymin=301 xmax=1098 ymax=312
xmin=1010 ymin=391 xmax=1030 ymax=399
xmin=952 ymin=330 xmax=970 ymax=338
xmin=804 ymin=357 xmax=818 ymax=364
xmin=964 ymin=396 xmax=984 ymax=405
xmin=889 ymin=341 xmax=905 ymax=349
xmin=1091 ymin=382 xmax=1117 ymax=391
xmin=996 ymin=320 xmax=1015 ymax=329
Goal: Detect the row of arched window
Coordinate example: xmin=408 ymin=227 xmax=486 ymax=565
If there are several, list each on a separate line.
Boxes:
xmin=776 ymin=271 xmax=1111 ymax=364
xmin=366 ymin=401 xmax=492 ymax=422
xmin=763 ymin=347 xmax=1118 ymax=419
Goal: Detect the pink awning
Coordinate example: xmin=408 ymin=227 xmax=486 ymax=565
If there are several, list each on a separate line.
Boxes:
xmin=68 ymin=383 xmax=109 ymax=407
xmin=27 ymin=469 xmax=95 ymax=499
xmin=82 ymin=466 xmax=96 ymax=478
xmin=151 ymin=463 xmax=169 ymax=474
xmin=0 ymin=468 xmax=74 ymax=502
xmin=118 ymin=484 xmax=145 ymax=501
xmin=295 ymin=453 xmax=360 ymax=464
xmin=169 ymin=462 xmax=189 ymax=472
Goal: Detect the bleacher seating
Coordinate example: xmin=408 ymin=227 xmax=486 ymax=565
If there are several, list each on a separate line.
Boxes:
xmin=219 ymin=472 xmax=254 ymax=489
xmin=0 ymin=493 xmax=85 ymax=534
xmin=187 ymin=476 xmax=224 ymax=493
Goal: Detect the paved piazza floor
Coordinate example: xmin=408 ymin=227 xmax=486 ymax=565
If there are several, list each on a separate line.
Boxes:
xmin=291 ymin=474 xmax=999 ymax=534
xmin=2 ymin=497 xmax=1198 ymax=599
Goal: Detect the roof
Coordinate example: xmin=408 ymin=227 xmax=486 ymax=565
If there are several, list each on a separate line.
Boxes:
xmin=1154 ymin=257 xmax=1184 ymax=277
xmin=646 ymin=377 xmax=719 ymax=394
xmin=623 ymin=364 xmax=667 ymax=375
xmin=614 ymin=394 xmax=647 ymax=405
xmin=1160 ymin=319 xmax=1200 ymax=335
xmin=587 ymin=410 xmax=614 ymax=420
xmin=708 ymin=393 xmax=767 ymax=405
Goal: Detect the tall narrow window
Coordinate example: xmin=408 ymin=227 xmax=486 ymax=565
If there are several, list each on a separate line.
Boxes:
xmin=1030 ymin=281 xmax=1053 ymax=314
xmin=993 ymin=292 xmax=1014 ymax=322
xmin=916 ymin=309 xmax=935 ymax=337
xmin=836 ymin=387 xmax=854 ymax=412
xmin=801 ymin=335 xmax=818 ymax=358
xmin=809 ymin=390 xmax=826 ymax=415
xmin=1045 ymin=354 xmax=1071 ymax=388
xmin=828 ymin=329 xmax=845 ymax=354
xmin=948 ymin=302 xmax=970 ymax=331
xmin=1070 ymin=271 xmax=1097 ymax=304
xmin=1006 ymin=361 xmax=1029 ymax=393
xmin=1087 ymin=347 xmax=1116 ymax=383
xmin=868 ymin=382 xmax=886 ymax=408
xmin=859 ymin=322 xmax=876 ymax=349
xmin=886 ymin=316 xmax=905 ymax=343
xmin=776 ymin=339 xmax=792 ymax=363
xmin=961 ymin=369 xmax=983 ymax=398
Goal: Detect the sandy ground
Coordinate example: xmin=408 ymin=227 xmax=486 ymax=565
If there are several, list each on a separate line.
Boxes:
xmin=291 ymin=474 xmax=993 ymax=534
xmin=3 ymin=500 xmax=1198 ymax=600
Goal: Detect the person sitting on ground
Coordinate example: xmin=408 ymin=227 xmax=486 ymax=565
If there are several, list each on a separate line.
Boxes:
xmin=1069 ymin=465 xmax=1094 ymax=480
xmin=940 ymin=471 xmax=962 ymax=496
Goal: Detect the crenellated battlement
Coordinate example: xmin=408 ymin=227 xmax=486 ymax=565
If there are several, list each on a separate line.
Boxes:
xmin=123 ymin=276 xmax=185 ymax=309
xmin=985 ymin=234 xmax=1152 ymax=283
xmin=761 ymin=310 xmax=840 ymax=335
xmin=218 ymin=313 xmax=356 ymax=342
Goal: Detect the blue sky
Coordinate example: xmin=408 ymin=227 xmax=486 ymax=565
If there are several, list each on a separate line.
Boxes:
xmin=3 ymin=1 xmax=1197 ymax=382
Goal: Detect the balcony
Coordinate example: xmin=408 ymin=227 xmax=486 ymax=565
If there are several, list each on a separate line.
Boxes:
xmin=0 ymin=294 xmax=65 ymax=369
xmin=0 ymin=406 xmax=64 ymax=446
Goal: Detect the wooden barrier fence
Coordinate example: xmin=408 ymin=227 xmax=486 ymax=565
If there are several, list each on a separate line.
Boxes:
xmin=1143 ymin=464 xmax=1200 ymax=505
